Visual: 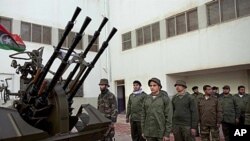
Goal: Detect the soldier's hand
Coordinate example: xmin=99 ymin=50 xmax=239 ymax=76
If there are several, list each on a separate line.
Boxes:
xmin=163 ymin=136 xmax=170 ymax=141
xmin=126 ymin=118 xmax=129 ymax=123
xmin=142 ymin=133 xmax=146 ymax=139
xmin=235 ymin=118 xmax=239 ymax=125
xmin=110 ymin=123 xmax=115 ymax=129
xmin=191 ymin=128 xmax=196 ymax=137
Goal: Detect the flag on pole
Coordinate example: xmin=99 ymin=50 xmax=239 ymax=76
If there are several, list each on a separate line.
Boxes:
xmin=0 ymin=24 xmax=26 ymax=52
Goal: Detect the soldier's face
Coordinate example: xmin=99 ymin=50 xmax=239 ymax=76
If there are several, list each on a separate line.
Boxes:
xmin=176 ymin=85 xmax=185 ymax=93
xmin=239 ymin=88 xmax=245 ymax=94
xmin=133 ymin=83 xmax=141 ymax=91
xmin=223 ymin=88 xmax=230 ymax=94
xmin=193 ymin=89 xmax=198 ymax=93
xmin=205 ymin=87 xmax=212 ymax=95
xmin=99 ymin=84 xmax=107 ymax=91
xmin=212 ymin=89 xmax=218 ymax=94
xmin=149 ymin=81 xmax=160 ymax=94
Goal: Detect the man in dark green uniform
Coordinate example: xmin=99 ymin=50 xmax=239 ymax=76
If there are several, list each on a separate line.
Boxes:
xmin=219 ymin=85 xmax=240 ymax=141
xmin=198 ymin=85 xmax=222 ymax=141
xmin=126 ymin=80 xmax=147 ymax=141
xmin=234 ymin=85 xmax=249 ymax=128
xmin=191 ymin=86 xmax=203 ymax=136
xmin=212 ymin=86 xmax=220 ymax=98
xmin=141 ymin=78 xmax=172 ymax=141
xmin=172 ymin=80 xmax=198 ymax=141
xmin=97 ymin=78 xmax=118 ymax=141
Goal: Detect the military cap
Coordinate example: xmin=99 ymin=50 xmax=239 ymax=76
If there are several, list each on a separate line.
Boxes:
xmin=148 ymin=77 xmax=162 ymax=88
xmin=99 ymin=78 xmax=110 ymax=87
xmin=133 ymin=80 xmax=142 ymax=86
xmin=222 ymin=85 xmax=230 ymax=89
xmin=174 ymin=80 xmax=187 ymax=88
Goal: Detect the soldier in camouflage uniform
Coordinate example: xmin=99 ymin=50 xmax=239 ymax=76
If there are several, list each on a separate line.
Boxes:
xmin=141 ymin=78 xmax=172 ymax=141
xmin=172 ymin=80 xmax=198 ymax=141
xmin=191 ymin=86 xmax=203 ymax=136
xmin=198 ymin=85 xmax=222 ymax=141
xmin=234 ymin=85 xmax=249 ymax=128
xmin=126 ymin=80 xmax=147 ymax=141
xmin=219 ymin=85 xmax=240 ymax=141
xmin=97 ymin=78 xmax=118 ymax=141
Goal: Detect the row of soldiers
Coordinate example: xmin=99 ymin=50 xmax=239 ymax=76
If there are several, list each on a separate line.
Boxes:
xmin=96 ymin=78 xmax=250 ymax=141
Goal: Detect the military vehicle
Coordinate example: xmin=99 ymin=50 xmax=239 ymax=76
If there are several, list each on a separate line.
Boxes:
xmin=0 ymin=7 xmax=117 ymax=141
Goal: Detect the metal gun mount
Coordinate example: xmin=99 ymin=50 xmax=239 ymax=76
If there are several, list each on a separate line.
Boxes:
xmin=0 ymin=7 xmax=117 ymax=141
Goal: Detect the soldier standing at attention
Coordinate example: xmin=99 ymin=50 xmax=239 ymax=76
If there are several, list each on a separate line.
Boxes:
xmin=172 ymin=80 xmax=198 ymax=141
xmin=141 ymin=78 xmax=172 ymax=141
xmin=191 ymin=86 xmax=203 ymax=136
xmin=97 ymin=78 xmax=118 ymax=141
xmin=126 ymin=80 xmax=147 ymax=141
xmin=198 ymin=85 xmax=222 ymax=141
xmin=219 ymin=85 xmax=240 ymax=141
xmin=234 ymin=85 xmax=249 ymax=128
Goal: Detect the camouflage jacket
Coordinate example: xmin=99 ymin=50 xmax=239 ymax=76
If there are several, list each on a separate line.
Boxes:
xmin=191 ymin=92 xmax=204 ymax=102
xmin=219 ymin=94 xmax=240 ymax=124
xmin=97 ymin=89 xmax=118 ymax=122
xmin=126 ymin=91 xmax=147 ymax=121
xmin=141 ymin=91 xmax=172 ymax=138
xmin=234 ymin=93 xmax=249 ymax=115
xmin=198 ymin=95 xmax=222 ymax=126
xmin=172 ymin=92 xmax=198 ymax=129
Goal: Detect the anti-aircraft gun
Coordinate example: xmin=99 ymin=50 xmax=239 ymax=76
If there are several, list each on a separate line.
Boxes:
xmin=0 ymin=7 xmax=117 ymax=141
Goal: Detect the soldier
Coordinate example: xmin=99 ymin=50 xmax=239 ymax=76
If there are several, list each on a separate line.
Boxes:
xmin=97 ymin=78 xmax=118 ymax=141
xmin=126 ymin=80 xmax=147 ymax=141
xmin=198 ymin=85 xmax=222 ymax=141
xmin=212 ymin=86 xmax=220 ymax=98
xmin=219 ymin=85 xmax=240 ymax=141
xmin=234 ymin=85 xmax=249 ymax=128
xmin=172 ymin=80 xmax=198 ymax=141
xmin=141 ymin=78 xmax=172 ymax=141
xmin=191 ymin=86 xmax=203 ymax=136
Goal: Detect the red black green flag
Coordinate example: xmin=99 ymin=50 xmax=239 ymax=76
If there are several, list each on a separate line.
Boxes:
xmin=0 ymin=24 xmax=26 ymax=52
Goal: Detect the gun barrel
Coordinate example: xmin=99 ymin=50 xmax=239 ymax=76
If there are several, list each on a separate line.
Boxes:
xmin=30 ymin=7 xmax=81 ymax=96
xmin=63 ymin=17 xmax=108 ymax=90
xmin=44 ymin=17 xmax=91 ymax=97
xmin=68 ymin=27 xmax=117 ymax=103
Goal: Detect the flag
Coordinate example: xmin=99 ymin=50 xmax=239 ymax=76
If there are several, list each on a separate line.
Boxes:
xmin=0 ymin=24 xmax=26 ymax=52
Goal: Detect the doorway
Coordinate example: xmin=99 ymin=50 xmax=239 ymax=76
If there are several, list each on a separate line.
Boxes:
xmin=116 ymin=80 xmax=126 ymax=114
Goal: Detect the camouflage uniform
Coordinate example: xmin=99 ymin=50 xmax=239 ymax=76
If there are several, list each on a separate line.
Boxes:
xmin=219 ymin=93 xmax=240 ymax=141
xmin=141 ymin=91 xmax=172 ymax=140
xmin=126 ymin=91 xmax=147 ymax=141
xmin=198 ymin=95 xmax=222 ymax=141
xmin=234 ymin=93 xmax=249 ymax=126
xmin=98 ymin=89 xmax=118 ymax=141
xmin=172 ymin=92 xmax=198 ymax=141
xmin=191 ymin=92 xmax=203 ymax=136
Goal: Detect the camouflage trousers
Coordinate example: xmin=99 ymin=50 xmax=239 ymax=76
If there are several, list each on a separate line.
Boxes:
xmin=145 ymin=137 xmax=162 ymax=141
xmin=130 ymin=120 xmax=146 ymax=141
xmin=200 ymin=125 xmax=220 ymax=141
xmin=172 ymin=125 xmax=195 ymax=141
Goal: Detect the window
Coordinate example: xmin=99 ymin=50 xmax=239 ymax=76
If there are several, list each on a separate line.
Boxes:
xmin=32 ymin=24 xmax=42 ymax=43
xmin=152 ymin=22 xmax=160 ymax=41
xmin=136 ymin=28 xmax=143 ymax=46
xmin=88 ymin=35 xmax=99 ymax=52
xmin=176 ymin=13 xmax=186 ymax=35
xmin=187 ymin=9 xmax=198 ymax=31
xmin=122 ymin=32 xmax=132 ymax=51
xmin=221 ymin=0 xmax=236 ymax=22
xmin=43 ymin=26 xmax=51 ymax=44
xmin=0 ymin=17 xmax=12 ymax=32
xmin=21 ymin=21 xmax=51 ymax=44
xmin=58 ymin=29 xmax=83 ymax=49
xmin=207 ymin=1 xmax=220 ymax=25
xmin=143 ymin=25 xmax=151 ymax=44
xmin=21 ymin=22 xmax=31 ymax=41
xmin=135 ymin=22 xmax=160 ymax=46
xmin=166 ymin=17 xmax=176 ymax=37
xmin=237 ymin=0 xmax=250 ymax=17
